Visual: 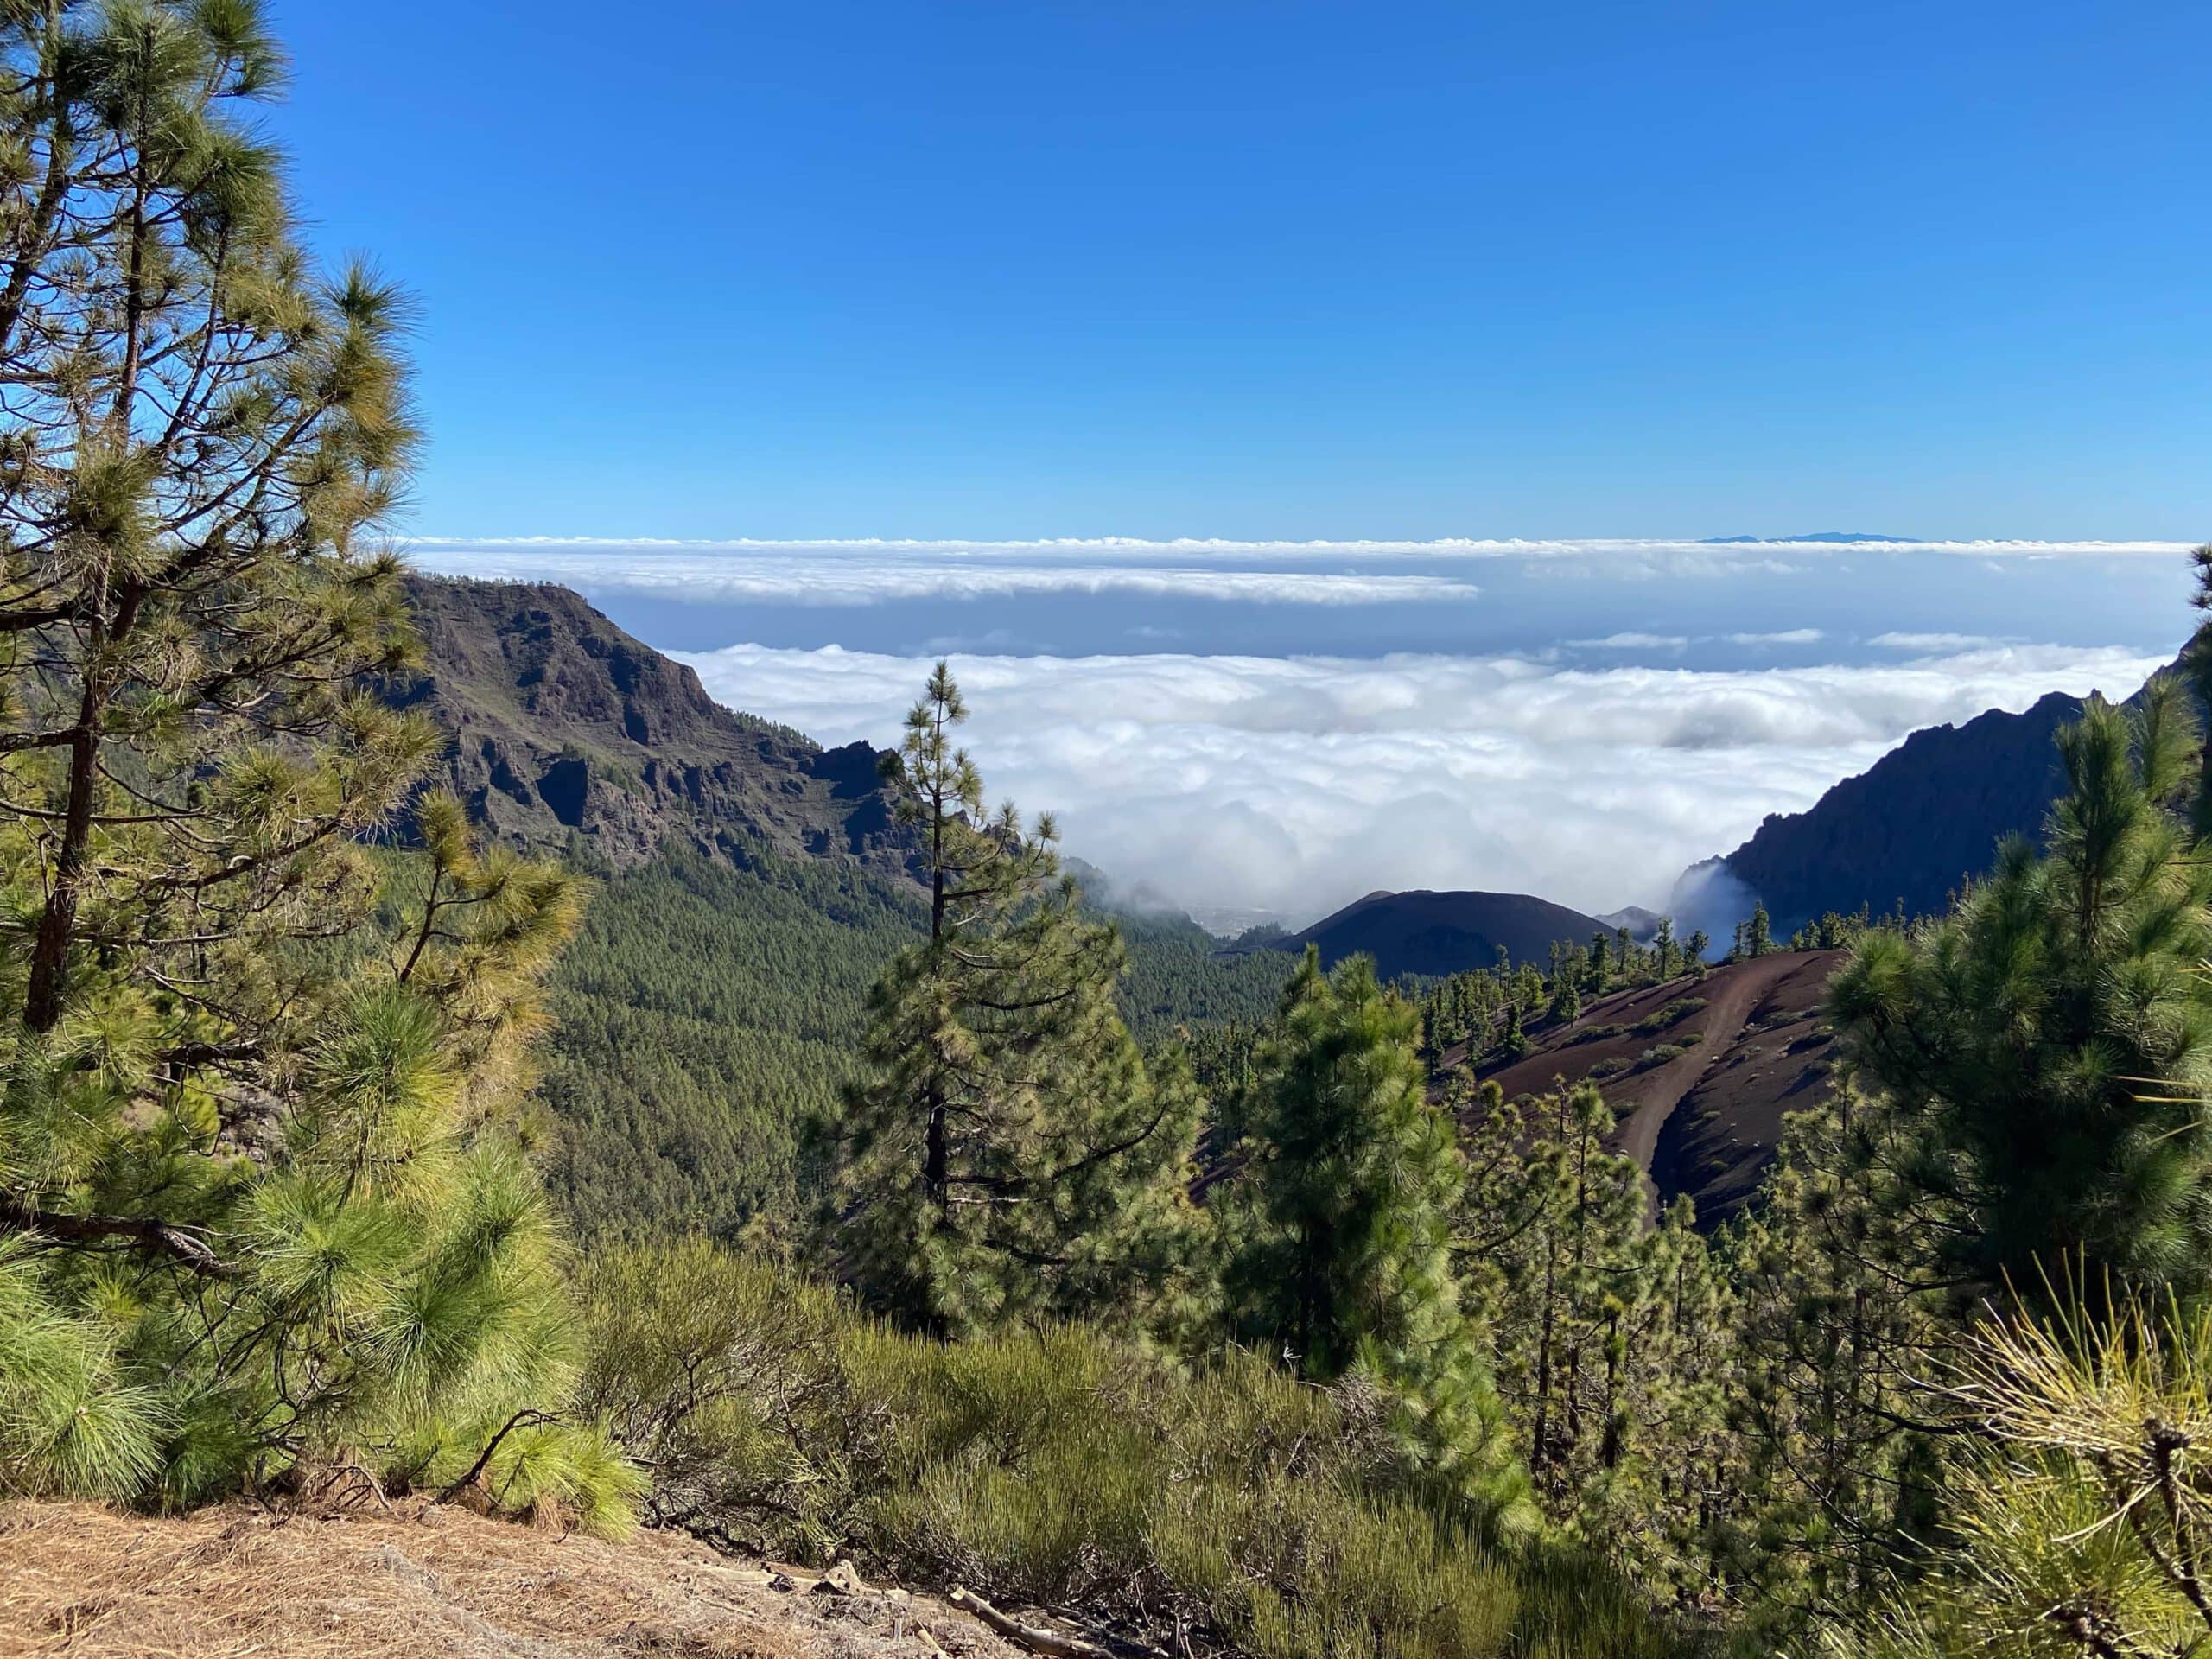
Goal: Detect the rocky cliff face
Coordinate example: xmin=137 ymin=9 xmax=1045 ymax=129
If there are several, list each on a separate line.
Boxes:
xmin=389 ymin=575 xmax=912 ymax=877
xmin=1712 ymin=692 xmax=2082 ymax=934
xmin=1700 ymin=652 xmax=2185 ymax=935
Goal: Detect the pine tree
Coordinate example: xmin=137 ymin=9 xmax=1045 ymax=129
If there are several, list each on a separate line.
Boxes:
xmin=1225 ymin=949 xmax=1530 ymax=1524
xmin=1830 ymin=677 xmax=2212 ymax=1308
xmin=0 ymin=0 xmax=632 ymax=1524
xmin=0 ymin=791 xmax=636 ymax=1522
xmin=1716 ymin=1086 xmax=1947 ymax=1631
xmin=1746 ymin=901 xmax=1772 ymax=958
xmin=1685 ymin=929 xmax=1711 ymax=980
xmin=1501 ymin=995 xmax=1527 ymax=1058
xmin=1458 ymin=1079 xmax=1735 ymax=1592
xmin=830 ymin=664 xmax=1203 ymax=1336
xmin=1549 ymin=972 xmax=1582 ymax=1023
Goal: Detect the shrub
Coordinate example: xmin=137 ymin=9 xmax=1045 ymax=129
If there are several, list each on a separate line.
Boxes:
xmin=1633 ymin=999 xmax=1708 ymax=1037
xmin=580 ymin=1241 xmax=1700 ymax=1659
xmin=1631 ymin=1035 xmax=1703 ymax=1071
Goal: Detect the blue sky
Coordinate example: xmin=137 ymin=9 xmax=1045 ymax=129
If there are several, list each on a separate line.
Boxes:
xmin=270 ymin=1 xmax=2212 ymax=542
xmin=269 ymin=5 xmax=2205 ymax=918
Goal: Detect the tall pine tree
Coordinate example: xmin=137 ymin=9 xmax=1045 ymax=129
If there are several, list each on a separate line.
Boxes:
xmin=0 ymin=3 xmax=633 ymax=1523
xmin=1225 ymin=948 xmax=1530 ymax=1526
xmin=1831 ymin=677 xmax=2212 ymax=1309
xmin=830 ymin=664 xmax=1203 ymax=1336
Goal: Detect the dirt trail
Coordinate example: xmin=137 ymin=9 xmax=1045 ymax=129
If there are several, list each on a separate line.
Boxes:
xmin=0 ymin=1499 xmax=1024 ymax=1659
xmin=1608 ymin=952 xmax=1810 ymax=1176
xmin=1457 ymin=950 xmax=1843 ymax=1219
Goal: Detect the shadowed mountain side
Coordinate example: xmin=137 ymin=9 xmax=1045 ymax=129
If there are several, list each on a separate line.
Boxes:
xmin=389 ymin=575 xmax=912 ymax=876
xmin=1441 ymin=950 xmax=1844 ymax=1227
xmin=1707 ymin=696 xmax=2081 ymax=936
xmin=1268 ymin=888 xmax=1611 ymax=980
xmin=1703 ymin=654 xmax=2183 ymax=938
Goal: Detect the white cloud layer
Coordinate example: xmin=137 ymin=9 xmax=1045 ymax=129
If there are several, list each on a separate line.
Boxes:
xmin=1729 ymin=628 xmax=1826 ymax=645
xmin=415 ymin=535 xmax=2192 ymax=563
xmin=405 ymin=547 xmax=1480 ymax=606
xmin=1869 ymin=630 xmax=2007 ymax=651
xmin=674 ymin=641 xmax=2168 ymax=923
xmin=1570 ymin=632 xmax=1690 ymax=650
xmin=403 ymin=537 xmax=2193 ymax=611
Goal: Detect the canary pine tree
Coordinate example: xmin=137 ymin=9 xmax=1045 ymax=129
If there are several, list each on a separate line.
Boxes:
xmin=1457 ymin=1079 xmax=1735 ymax=1592
xmin=0 ymin=1 xmax=632 ymax=1523
xmin=1830 ymin=676 xmax=2212 ymax=1309
xmin=1225 ymin=949 xmax=1531 ymax=1526
xmin=829 ymin=664 xmax=1204 ymax=1337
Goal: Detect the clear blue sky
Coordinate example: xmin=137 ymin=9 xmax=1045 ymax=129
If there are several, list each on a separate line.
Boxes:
xmin=269 ymin=1 xmax=2211 ymax=541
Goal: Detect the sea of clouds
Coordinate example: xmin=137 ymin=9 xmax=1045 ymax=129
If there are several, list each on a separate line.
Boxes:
xmin=404 ymin=536 xmax=2188 ymax=925
xmin=407 ymin=536 xmax=2187 ymax=609
xmin=672 ymin=640 xmax=2165 ymax=923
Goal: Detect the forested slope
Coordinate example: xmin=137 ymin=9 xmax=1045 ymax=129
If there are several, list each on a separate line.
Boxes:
xmin=392 ymin=575 xmax=1292 ymax=1240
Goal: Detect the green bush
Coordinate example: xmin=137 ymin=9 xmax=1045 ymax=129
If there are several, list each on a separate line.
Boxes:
xmin=1633 ymin=999 xmax=1707 ymax=1037
xmin=1631 ymin=1035 xmax=1703 ymax=1071
xmin=579 ymin=1241 xmax=1703 ymax=1659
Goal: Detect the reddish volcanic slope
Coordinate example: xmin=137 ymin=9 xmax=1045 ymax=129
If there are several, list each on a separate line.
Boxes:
xmin=1443 ymin=950 xmax=1844 ymax=1227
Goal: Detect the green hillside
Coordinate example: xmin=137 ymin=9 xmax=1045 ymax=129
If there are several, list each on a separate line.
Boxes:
xmin=541 ymin=846 xmax=1291 ymax=1242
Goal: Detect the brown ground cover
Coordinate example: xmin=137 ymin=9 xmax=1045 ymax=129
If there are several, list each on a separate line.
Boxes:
xmin=0 ymin=1499 xmax=1022 ymax=1659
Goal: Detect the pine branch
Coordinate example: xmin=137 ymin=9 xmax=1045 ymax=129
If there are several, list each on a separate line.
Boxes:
xmin=1 ymin=1193 xmax=237 ymax=1278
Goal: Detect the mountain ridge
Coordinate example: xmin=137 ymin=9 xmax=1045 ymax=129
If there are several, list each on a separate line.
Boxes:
xmin=390 ymin=575 xmax=913 ymax=877
xmin=1693 ymin=656 xmax=2179 ymax=935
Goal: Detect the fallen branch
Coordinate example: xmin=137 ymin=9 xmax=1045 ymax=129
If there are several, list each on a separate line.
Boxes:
xmin=946 ymin=1586 xmax=1164 ymax=1659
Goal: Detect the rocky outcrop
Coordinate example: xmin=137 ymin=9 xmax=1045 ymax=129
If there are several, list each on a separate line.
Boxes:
xmin=389 ymin=576 xmax=914 ymax=878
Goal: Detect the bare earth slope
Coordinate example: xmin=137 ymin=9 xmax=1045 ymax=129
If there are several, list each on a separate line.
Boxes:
xmin=1446 ymin=950 xmax=1842 ymax=1225
xmin=0 ymin=1500 xmax=1023 ymax=1659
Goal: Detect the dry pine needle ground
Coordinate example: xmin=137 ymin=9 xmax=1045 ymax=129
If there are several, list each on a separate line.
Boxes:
xmin=0 ymin=1499 xmax=1023 ymax=1659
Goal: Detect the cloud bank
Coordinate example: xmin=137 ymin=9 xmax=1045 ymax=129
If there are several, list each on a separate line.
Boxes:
xmin=414 ymin=535 xmax=2193 ymax=564
xmin=674 ymin=641 xmax=2168 ymax=923
xmin=403 ymin=537 xmax=2194 ymax=613
xmin=404 ymin=546 xmax=1482 ymax=607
